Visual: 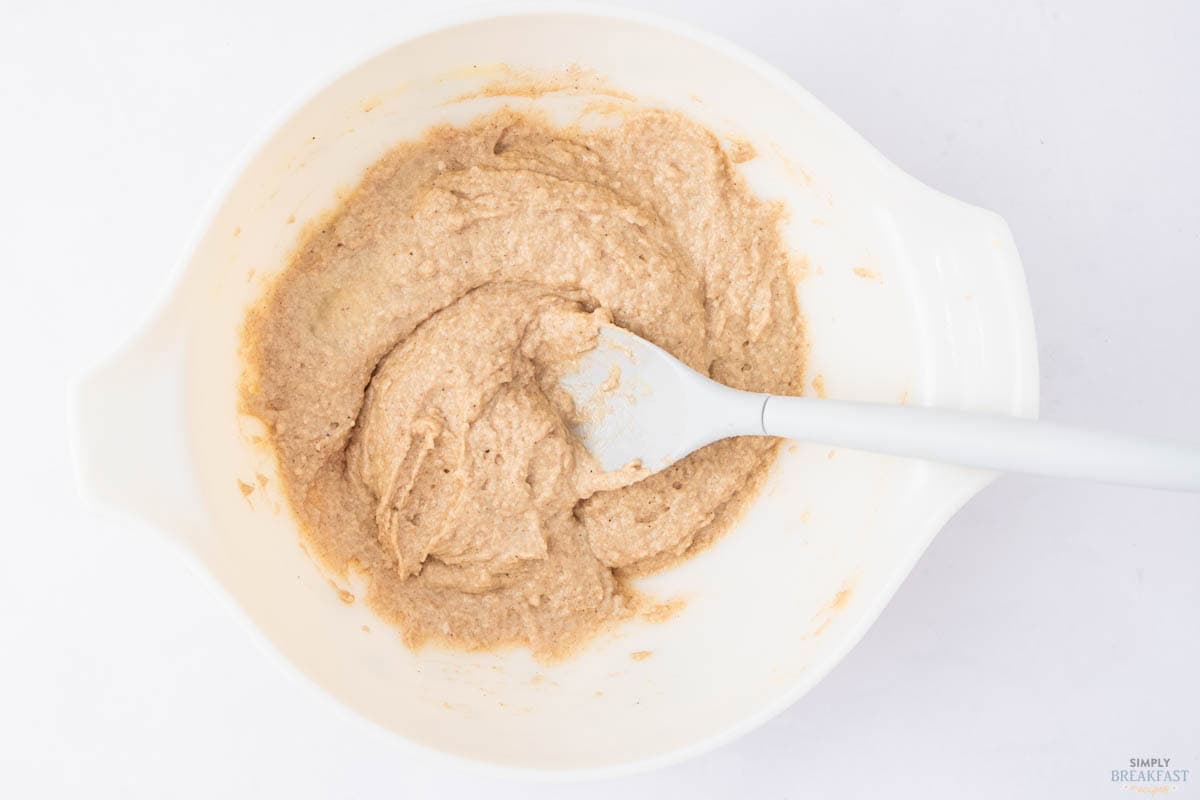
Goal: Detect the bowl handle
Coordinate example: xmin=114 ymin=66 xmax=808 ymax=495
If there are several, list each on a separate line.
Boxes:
xmin=885 ymin=177 xmax=1041 ymax=418
xmin=69 ymin=312 xmax=209 ymax=545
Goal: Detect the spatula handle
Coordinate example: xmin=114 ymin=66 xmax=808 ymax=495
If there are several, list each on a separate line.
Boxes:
xmin=760 ymin=396 xmax=1200 ymax=491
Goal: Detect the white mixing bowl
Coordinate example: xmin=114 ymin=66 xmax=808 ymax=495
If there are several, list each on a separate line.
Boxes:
xmin=70 ymin=4 xmax=1038 ymax=779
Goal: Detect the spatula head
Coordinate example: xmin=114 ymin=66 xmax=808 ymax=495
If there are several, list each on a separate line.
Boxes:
xmin=558 ymin=326 xmax=707 ymax=474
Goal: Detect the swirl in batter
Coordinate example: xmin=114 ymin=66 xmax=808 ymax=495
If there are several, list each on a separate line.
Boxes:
xmin=243 ymin=108 xmax=804 ymax=657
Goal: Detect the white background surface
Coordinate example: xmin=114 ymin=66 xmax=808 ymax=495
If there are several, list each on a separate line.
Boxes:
xmin=3 ymin=0 xmax=1198 ymax=796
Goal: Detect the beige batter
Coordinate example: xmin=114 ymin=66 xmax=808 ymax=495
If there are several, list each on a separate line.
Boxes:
xmin=242 ymin=108 xmax=804 ymax=658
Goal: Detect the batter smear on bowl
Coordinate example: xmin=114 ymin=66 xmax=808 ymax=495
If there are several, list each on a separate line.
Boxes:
xmin=242 ymin=108 xmax=804 ymax=658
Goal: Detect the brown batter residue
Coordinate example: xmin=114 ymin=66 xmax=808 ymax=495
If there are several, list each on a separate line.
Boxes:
xmin=242 ymin=108 xmax=804 ymax=659
xmin=449 ymin=63 xmax=635 ymax=103
xmin=726 ymin=138 xmax=757 ymax=164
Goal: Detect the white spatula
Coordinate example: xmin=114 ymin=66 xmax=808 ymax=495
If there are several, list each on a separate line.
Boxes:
xmin=559 ymin=326 xmax=1200 ymax=491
